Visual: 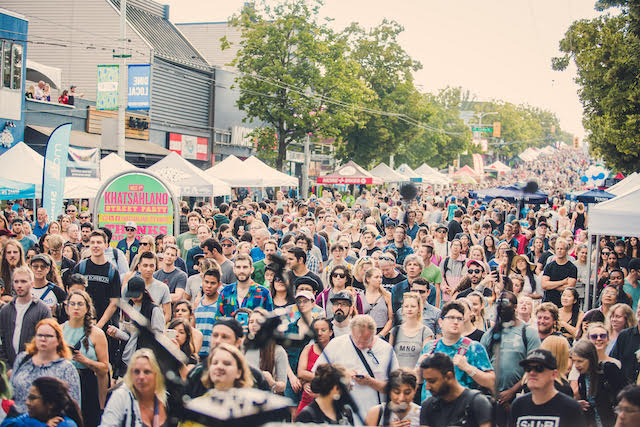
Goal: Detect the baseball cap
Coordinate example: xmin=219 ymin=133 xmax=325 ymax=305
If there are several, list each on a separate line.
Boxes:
xmin=214 ymin=317 xmax=244 ymax=339
xmin=295 ymin=290 xmax=315 ymax=301
xmin=243 ymin=210 xmax=256 ymax=217
xmin=125 ymin=276 xmax=146 ymax=299
xmin=11 ymin=218 xmax=23 ymax=224
xmin=435 ymin=224 xmax=447 ymax=232
xmin=125 ymin=221 xmax=137 ymax=230
xmin=220 ymin=236 xmax=237 ymax=245
xmin=31 ymin=254 xmax=52 ymax=266
xmin=466 ymin=259 xmax=485 ymax=271
xmin=519 ymin=349 xmax=557 ymax=370
xmin=329 ymin=290 xmax=353 ymax=305
xmin=294 ymin=276 xmax=321 ymax=294
xmin=193 ymin=253 xmax=206 ymax=260
xmin=384 ymin=218 xmax=398 ymax=228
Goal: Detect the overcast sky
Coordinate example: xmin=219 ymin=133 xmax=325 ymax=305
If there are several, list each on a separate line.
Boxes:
xmin=165 ymin=0 xmax=603 ymax=140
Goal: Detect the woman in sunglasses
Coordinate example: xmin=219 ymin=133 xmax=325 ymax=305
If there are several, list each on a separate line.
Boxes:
xmin=586 ymin=322 xmax=621 ymax=368
xmin=316 ymin=265 xmax=363 ymax=318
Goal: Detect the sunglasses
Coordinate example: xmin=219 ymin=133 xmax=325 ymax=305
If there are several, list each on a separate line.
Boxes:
xmin=589 ymin=333 xmax=608 ymax=340
xmin=222 ymin=243 xmax=233 ymax=247
xmin=468 ymin=269 xmax=483 ymax=274
xmin=331 ymin=273 xmax=346 ymax=278
xmin=125 ymin=227 xmax=136 ymax=232
xmin=524 ymin=364 xmax=546 ymax=373
xmin=411 ymin=288 xmax=427 ymax=294
xmin=80 ymin=216 xmax=89 ymax=219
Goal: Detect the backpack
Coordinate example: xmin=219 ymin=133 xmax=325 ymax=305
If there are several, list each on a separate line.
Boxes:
xmin=425 ymin=389 xmax=491 ymax=427
xmin=77 ymin=259 xmax=117 ymax=283
xmin=425 ymin=336 xmax=473 ymax=357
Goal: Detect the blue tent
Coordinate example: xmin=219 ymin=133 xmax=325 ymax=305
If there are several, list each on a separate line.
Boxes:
xmin=0 ymin=177 xmax=36 ymax=200
xmin=567 ymin=189 xmax=616 ymax=204
xmin=471 ymin=185 xmax=548 ymax=204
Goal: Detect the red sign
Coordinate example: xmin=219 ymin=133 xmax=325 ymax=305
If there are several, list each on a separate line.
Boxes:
xmin=168 ymin=133 xmax=209 ymax=161
xmin=317 ymin=176 xmax=374 ymax=185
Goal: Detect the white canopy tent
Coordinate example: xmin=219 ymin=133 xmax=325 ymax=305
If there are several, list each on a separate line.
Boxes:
xmin=26 ymin=59 xmax=62 ymax=90
xmin=608 ymin=172 xmax=640 ymax=196
xmin=414 ymin=163 xmax=451 ymax=185
xmin=0 ymin=142 xmax=44 ymax=195
xmin=149 ymin=152 xmax=231 ymax=197
xmin=369 ymin=163 xmax=408 ymax=184
xmin=206 ymin=155 xmax=264 ymax=187
xmin=486 ymin=160 xmax=511 ymax=174
xmin=64 ymin=153 xmax=140 ymax=199
xmin=243 ymin=156 xmax=298 ymax=187
xmin=395 ymin=164 xmax=421 ymax=181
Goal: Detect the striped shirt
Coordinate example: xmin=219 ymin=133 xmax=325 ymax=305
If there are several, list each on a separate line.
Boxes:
xmin=195 ymin=298 xmax=218 ymax=357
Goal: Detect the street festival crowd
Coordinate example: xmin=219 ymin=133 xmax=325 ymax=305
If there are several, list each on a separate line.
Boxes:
xmin=0 ymin=150 xmax=638 ymax=427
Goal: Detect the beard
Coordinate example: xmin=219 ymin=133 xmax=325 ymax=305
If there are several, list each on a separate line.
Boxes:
xmin=333 ymin=310 xmax=347 ymax=323
xmin=236 ymin=272 xmax=250 ymax=282
xmin=431 ymin=381 xmax=451 ymax=398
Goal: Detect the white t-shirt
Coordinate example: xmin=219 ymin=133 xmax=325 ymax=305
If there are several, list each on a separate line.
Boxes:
xmin=32 ymin=285 xmax=59 ymax=308
xmin=313 ymin=334 xmax=399 ymax=414
xmin=13 ymin=301 xmax=32 ymax=355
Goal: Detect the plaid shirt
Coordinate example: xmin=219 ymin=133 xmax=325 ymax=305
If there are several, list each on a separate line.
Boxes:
xmin=216 ymin=281 xmax=273 ymax=318
xmin=306 ymin=251 xmax=322 ymax=274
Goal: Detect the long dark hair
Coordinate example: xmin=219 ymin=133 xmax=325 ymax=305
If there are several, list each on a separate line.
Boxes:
xmin=563 ymin=287 xmax=581 ymax=325
xmin=329 ymin=265 xmax=352 ymax=288
xmin=572 ymin=339 xmax=602 ymax=399
xmin=250 ymin=308 xmax=277 ymax=376
xmin=32 ymin=377 xmax=84 ymax=427
xmin=0 ymin=239 xmax=25 ymax=296
xmin=168 ymin=318 xmax=196 ymax=360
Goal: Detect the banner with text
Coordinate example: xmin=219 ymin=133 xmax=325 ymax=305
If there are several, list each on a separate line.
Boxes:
xmin=42 ymin=123 xmax=72 ymax=220
xmin=96 ymin=172 xmax=175 ymax=244
xmin=96 ymin=65 xmax=119 ymax=111
xmin=127 ymin=64 xmax=151 ymax=110
xmin=66 ymin=145 xmax=100 ymax=178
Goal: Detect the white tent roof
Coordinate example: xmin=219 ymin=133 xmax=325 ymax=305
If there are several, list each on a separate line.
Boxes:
xmin=64 ymin=153 xmax=140 ymax=199
xmin=395 ymin=163 xmax=420 ymax=179
xmin=149 ymin=152 xmax=231 ymax=197
xmin=206 ymin=155 xmax=265 ymax=187
xmin=26 ymin=59 xmax=62 ymax=90
xmin=243 ymin=156 xmax=298 ymax=187
xmin=589 ymin=186 xmax=640 ymax=237
xmin=0 ymin=142 xmax=44 ymax=194
xmin=414 ymin=163 xmax=451 ymax=184
xmin=608 ymin=172 xmax=640 ymax=196
xmin=369 ymin=163 xmax=408 ymax=183
xmin=487 ymin=160 xmax=511 ymax=172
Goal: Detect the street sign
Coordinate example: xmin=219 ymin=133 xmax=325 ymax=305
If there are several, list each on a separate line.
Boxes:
xmin=471 ymin=126 xmax=493 ymax=132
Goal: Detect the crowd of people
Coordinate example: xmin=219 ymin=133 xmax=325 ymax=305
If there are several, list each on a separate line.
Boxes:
xmin=0 ymin=151 xmax=638 ymax=427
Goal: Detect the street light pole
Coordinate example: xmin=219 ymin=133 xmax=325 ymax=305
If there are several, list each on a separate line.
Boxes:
xmin=117 ymin=0 xmax=127 ymax=159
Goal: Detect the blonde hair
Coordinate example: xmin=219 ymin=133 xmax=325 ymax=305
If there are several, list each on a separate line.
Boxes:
xmin=353 ymin=257 xmax=374 ymax=279
xmin=606 ymin=303 xmax=637 ymax=333
xmin=202 ymin=343 xmax=253 ymax=389
xmin=540 ymin=335 xmax=569 ymax=382
xmin=350 ymin=314 xmax=377 ymax=333
xmin=402 ymin=292 xmax=423 ymax=322
xmin=124 ymin=348 xmax=167 ymax=404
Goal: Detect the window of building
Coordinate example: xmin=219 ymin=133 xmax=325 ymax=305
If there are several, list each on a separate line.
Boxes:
xmin=1 ymin=40 xmax=23 ymax=90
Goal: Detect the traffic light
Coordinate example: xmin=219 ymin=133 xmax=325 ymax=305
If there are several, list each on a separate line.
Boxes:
xmin=573 ymin=136 xmax=579 ymax=148
xmin=492 ymin=122 xmax=501 ymax=138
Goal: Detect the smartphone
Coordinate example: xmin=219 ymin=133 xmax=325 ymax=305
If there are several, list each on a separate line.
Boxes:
xmin=354 ymin=374 xmax=365 ymax=379
xmin=236 ymin=312 xmax=249 ymax=328
xmin=166 ymin=329 xmax=177 ymax=340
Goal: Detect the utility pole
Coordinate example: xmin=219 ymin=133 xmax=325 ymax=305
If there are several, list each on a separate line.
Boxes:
xmin=302 ymin=132 xmax=310 ymax=199
xmin=117 ymin=0 xmax=127 ymax=158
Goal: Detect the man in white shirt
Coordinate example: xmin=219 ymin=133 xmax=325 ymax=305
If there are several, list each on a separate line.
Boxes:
xmin=314 ymin=314 xmax=399 ymax=420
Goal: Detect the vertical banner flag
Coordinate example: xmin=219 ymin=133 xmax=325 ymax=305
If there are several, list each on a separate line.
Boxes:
xmin=42 ymin=123 xmax=72 ymax=221
xmin=96 ymin=65 xmax=119 ymax=110
xmin=127 ymin=64 xmax=151 ymax=110
xmin=66 ymin=146 xmax=100 ymax=178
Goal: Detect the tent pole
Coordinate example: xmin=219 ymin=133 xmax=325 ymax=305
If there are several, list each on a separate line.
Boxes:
xmin=591 ymin=234 xmax=600 ymax=310
xmin=585 ymin=231 xmax=593 ymax=311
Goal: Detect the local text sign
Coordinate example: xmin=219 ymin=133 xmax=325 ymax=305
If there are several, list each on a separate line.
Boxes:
xmin=127 ymin=64 xmax=151 ymax=110
xmin=97 ymin=172 xmax=174 ymax=244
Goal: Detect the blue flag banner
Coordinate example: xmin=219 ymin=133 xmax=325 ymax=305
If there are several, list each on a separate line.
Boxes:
xmin=127 ymin=64 xmax=151 ymax=110
xmin=0 ymin=177 xmax=35 ymax=200
xmin=42 ymin=123 xmax=72 ymax=220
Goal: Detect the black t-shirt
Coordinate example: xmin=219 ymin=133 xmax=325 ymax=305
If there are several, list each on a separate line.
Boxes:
xmin=510 ymin=391 xmax=585 ymax=427
xmin=73 ymin=259 xmax=121 ymax=319
xmin=295 ymin=400 xmax=353 ymax=425
xmin=420 ymin=389 xmax=492 ymax=427
xmin=382 ymin=272 xmax=406 ymax=292
xmin=542 ymin=260 xmax=577 ymax=307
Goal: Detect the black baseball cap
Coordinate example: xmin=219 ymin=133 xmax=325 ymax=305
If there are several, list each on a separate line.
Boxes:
xmin=294 ymin=276 xmax=321 ymax=294
xmin=31 ymin=254 xmax=52 ymax=266
xmin=628 ymin=258 xmax=640 ymax=271
xmin=214 ymin=317 xmax=244 ymax=339
xmin=125 ymin=276 xmax=146 ymax=299
xmin=435 ymin=224 xmax=447 ymax=232
xmin=519 ymin=349 xmax=557 ymax=370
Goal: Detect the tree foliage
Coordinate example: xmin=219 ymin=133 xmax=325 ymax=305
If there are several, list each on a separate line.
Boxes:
xmin=553 ymin=1 xmax=640 ymax=172
xmin=224 ymin=0 xmax=370 ymax=170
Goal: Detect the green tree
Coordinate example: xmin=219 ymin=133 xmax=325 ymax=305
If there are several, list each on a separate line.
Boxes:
xmin=224 ymin=0 xmax=370 ymax=171
xmin=553 ymin=1 xmax=640 ymax=172
xmin=334 ymin=20 xmax=424 ymax=167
